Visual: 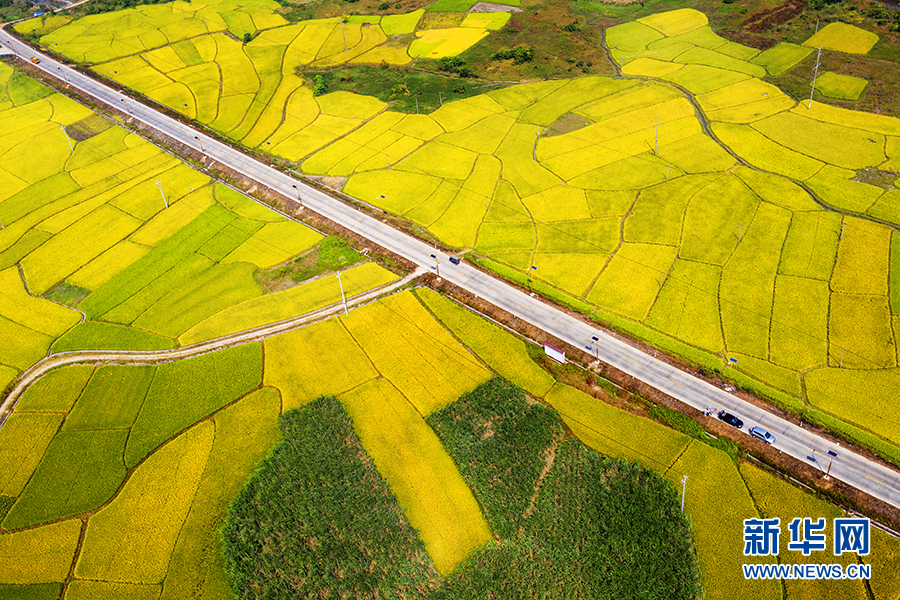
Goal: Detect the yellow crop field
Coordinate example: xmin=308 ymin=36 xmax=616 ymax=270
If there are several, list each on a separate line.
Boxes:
xmin=522 ymin=186 xmax=592 ymax=222
xmin=429 ymin=94 xmax=504 ymax=133
xmin=751 ymin=112 xmax=885 ymax=170
xmin=805 ymin=165 xmax=885 ymax=214
xmin=0 ymin=268 xmax=79 ymax=336
xmin=75 ymin=422 xmax=214 ymax=584
xmin=605 ymin=21 xmax=664 ymax=52
xmin=623 ymin=57 xmax=685 ymax=78
xmin=22 ymin=205 xmax=143 ymax=295
xmin=546 ymin=384 xmax=690 ymax=470
xmin=428 ymin=188 xmax=487 ymax=248
xmin=530 ymin=252 xmax=606 ymax=296
xmin=340 ymin=378 xmax=491 ymax=575
xmin=0 ymin=520 xmax=82 ymax=584
xmin=397 ymin=140 xmax=478 ymax=180
xmin=68 ymin=240 xmax=151 ymax=291
xmin=418 ymin=289 xmax=554 ymax=397
xmin=341 ymin=292 xmax=491 ymax=415
xmin=381 ymin=9 xmax=424 ymax=35
xmin=496 ymin=123 xmax=561 ymax=197
xmin=803 ymin=21 xmax=879 ymax=55
xmin=816 ymin=71 xmax=868 ymax=100
xmin=807 ymin=368 xmax=900 ymax=443
xmin=440 ymin=113 xmax=518 ymax=155
xmin=588 ymin=242 xmax=678 ymax=321
xmin=646 ymin=259 xmax=723 ymax=352
xmin=770 ymin=275 xmax=829 ymax=371
xmin=672 ymin=47 xmax=765 ymax=78
xmin=409 ymin=27 xmax=489 ymax=59
xmin=711 ymin=122 xmax=824 ymax=180
xmin=180 ymin=262 xmax=396 ymax=344
xmin=345 ymin=169 xmax=442 ymax=214
xmin=831 ymin=217 xmax=891 ymax=296
xmin=831 ymin=292 xmax=896 ymax=369
xmin=264 ymin=318 xmax=378 ymax=410
xmin=778 ymin=211 xmax=841 ymax=281
xmin=0 ymin=414 xmax=63 ymax=497
xmin=637 ymin=8 xmax=706 ymax=36
xmin=732 ymin=352 xmax=802 ymax=396
xmin=794 ymin=101 xmax=900 ymax=136
xmin=660 ymin=63 xmax=750 ymax=94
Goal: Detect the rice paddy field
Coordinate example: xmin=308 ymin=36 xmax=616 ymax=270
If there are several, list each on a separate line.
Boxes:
xmin=3 ymin=288 xmax=896 ymax=599
xmin=0 ymin=63 xmax=399 ymax=388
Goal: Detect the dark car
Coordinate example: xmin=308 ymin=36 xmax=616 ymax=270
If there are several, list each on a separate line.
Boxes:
xmin=718 ymin=410 xmax=743 ymax=429
xmin=449 ymin=256 xmax=461 ymax=265
xmin=749 ymin=426 xmax=775 ymax=445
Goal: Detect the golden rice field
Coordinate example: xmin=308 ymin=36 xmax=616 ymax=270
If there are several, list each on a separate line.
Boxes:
xmin=0 ymin=62 xmax=398 ymax=390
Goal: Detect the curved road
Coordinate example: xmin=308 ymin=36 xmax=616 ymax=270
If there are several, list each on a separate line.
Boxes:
xmin=5 ymin=34 xmax=900 ymax=510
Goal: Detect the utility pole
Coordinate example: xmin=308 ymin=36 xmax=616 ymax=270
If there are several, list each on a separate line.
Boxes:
xmin=681 ymin=475 xmax=688 ymax=512
xmin=155 ymin=180 xmax=168 ymax=208
xmin=415 ymin=97 xmax=418 ymax=114
xmin=195 ymin=135 xmax=203 ymax=152
xmin=591 ymin=336 xmax=599 ymax=359
xmin=291 ymin=184 xmax=304 ymax=208
xmin=122 ymin=98 xmax=132 ymax=116
xmin=336 ymin=272 xmax=349 ymax=315
xmin=655 ymin=115 xmax=659 ymax=155
xmin=529 ymin=265 xmax=537 ymax=295
xmin=439 ymin=91 xmax=442 ymax=106
xmin=809 ymin=47 xmax=823 ymax=109
xmin=60 ymin=125 xmax=73 ymax=152
xmin=58 ymin=67 xmax=68 ymax=84
xmin=825 ymin=449 xmax=838 ymax=479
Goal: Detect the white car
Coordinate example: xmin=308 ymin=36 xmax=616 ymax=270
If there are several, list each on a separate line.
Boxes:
xmin=749 ymin=426 xmax=775 ymax=445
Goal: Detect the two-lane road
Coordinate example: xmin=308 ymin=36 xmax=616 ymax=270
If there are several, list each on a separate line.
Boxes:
xmin=5 ymin=33 xmax=900 ymax=509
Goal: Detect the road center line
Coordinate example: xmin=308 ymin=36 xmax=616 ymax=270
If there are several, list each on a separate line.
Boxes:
xmin=864 ymin=473 xmax=886 ymax=486
xmin=665 ymin=377 xmax=684 ymax=388
xmin=624 ymin=357 xmax=642 ymax=367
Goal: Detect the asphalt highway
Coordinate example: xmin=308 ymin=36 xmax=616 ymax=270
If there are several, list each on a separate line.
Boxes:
xmin=5 ymin=33 xmax=900 ymax=509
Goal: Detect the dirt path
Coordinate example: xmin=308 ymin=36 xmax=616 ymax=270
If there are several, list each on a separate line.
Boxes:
xmin=0 ymin=268 xmax=424 ymax=427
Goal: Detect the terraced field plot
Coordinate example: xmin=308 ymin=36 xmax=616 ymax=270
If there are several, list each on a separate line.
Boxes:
xmin=0 ymin=65 xmax=400 ymax=385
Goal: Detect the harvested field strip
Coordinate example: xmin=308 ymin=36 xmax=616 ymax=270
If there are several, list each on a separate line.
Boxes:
xmin=341 ymin=378 xmax=492 ymax=575
xmin=75 ymin=421 xmax=214 ymax=584
xmin=341 ymin=292 xmax=491 ymax=416
xmin=418 ymin=289 xmax=554 ymax=397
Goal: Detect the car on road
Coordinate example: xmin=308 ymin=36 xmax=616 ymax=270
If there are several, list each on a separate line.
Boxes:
xmin=749 ymin=426 xmax=775 ymax=445
xmin=30 ymin=57 xmax=40 ymax=64
xmin=449 ymin=256 xmax=461 ymax=265
xmin=717 ymin=410 xmax=743 ymax=429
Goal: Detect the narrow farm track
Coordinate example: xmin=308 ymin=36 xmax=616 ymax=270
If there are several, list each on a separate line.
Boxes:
xmin=0 ymin=268 xmax=424 ymax=426
xmin=5 ymin=35 xmax=900 ymax=512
